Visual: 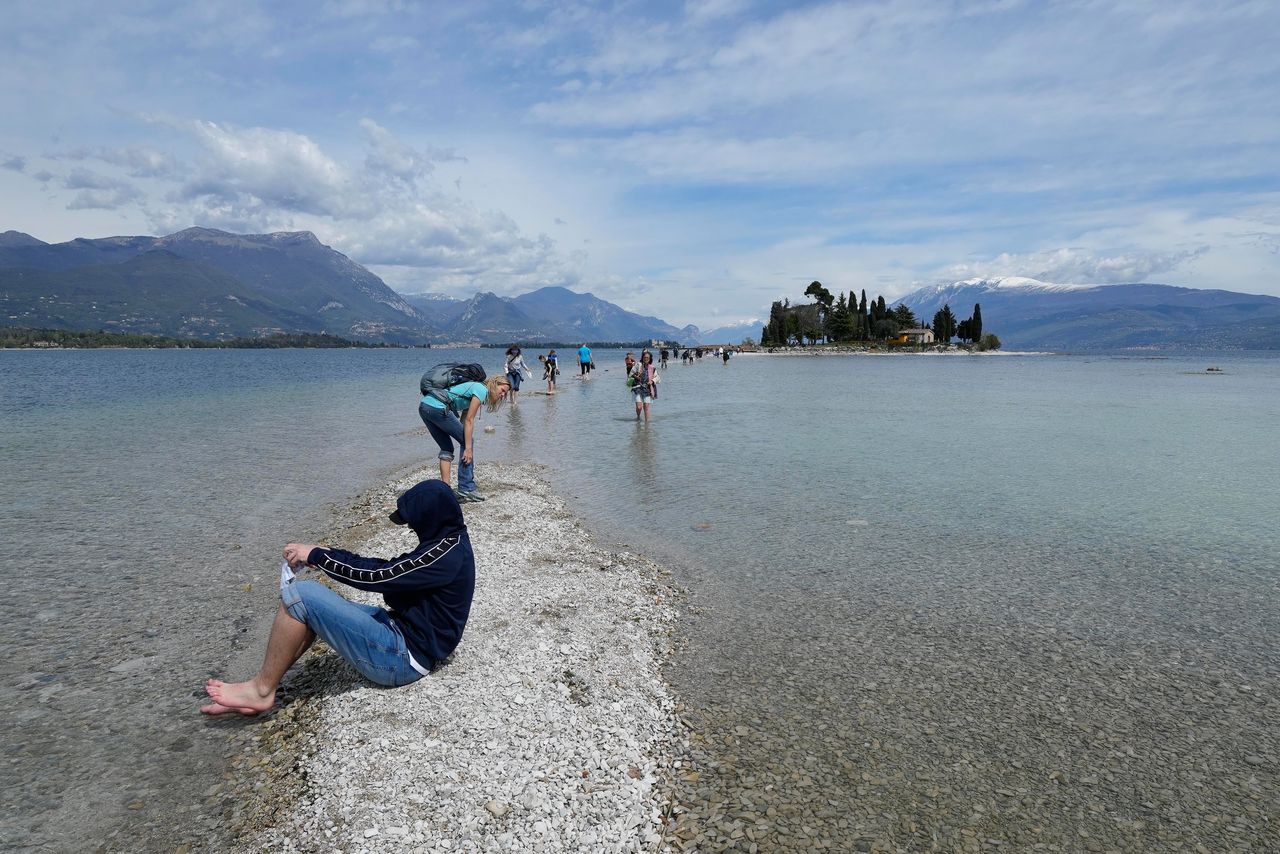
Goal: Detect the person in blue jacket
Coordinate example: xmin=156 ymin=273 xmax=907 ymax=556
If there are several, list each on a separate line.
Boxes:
xmin=578 ymin=343 xmax=593 ymax=376
xmin=201 ymin=480 xmax=475 ymax=715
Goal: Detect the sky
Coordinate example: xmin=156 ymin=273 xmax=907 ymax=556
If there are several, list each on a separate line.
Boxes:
xmin=2 ymin=0 xmax=1278 ymax=330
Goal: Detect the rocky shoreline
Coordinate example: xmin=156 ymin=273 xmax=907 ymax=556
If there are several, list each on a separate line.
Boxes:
xmin=208 ymin=463 xmax=684 ymax=853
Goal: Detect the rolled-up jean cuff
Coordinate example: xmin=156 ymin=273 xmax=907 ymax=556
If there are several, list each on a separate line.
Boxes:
xmin=437 ymin=451 xmax=454 ymax=461
xmin=281 ymin=578 xmax=307 ymax=622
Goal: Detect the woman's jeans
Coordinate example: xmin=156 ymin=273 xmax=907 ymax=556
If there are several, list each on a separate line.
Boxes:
xmin=419 ymin=402 xmax=476 ymax=493
xmin=281 ymin=580 xmax=424 ymax=687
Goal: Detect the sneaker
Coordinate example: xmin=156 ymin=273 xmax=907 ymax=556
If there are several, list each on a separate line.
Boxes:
xmin=454 ymin=489 xmax=485 ymax=503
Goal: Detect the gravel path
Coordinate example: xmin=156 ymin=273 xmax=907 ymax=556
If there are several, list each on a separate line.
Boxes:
xmin=217 ymin=463 xmax=682 ymax=854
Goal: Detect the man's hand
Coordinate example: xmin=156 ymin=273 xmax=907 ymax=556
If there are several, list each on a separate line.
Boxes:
xmin=461 ymin=447 xmax=474 ymax=464
xmin=283 ymin=543 xmax=320 ymax=568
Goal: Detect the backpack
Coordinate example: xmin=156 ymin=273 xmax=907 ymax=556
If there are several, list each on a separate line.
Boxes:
xmin=420 ymin=363 xmax=487 ymax=410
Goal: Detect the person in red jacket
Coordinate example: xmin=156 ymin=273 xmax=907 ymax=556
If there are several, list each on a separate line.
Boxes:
xmin=201 ymin=480 xmax=475 ymax=715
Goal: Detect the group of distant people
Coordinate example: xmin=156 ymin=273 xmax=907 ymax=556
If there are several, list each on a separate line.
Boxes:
xmin=203 ymin=339 xmax=729 ymax=717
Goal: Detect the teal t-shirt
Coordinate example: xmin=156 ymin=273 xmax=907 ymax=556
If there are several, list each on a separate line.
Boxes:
xmin=421 ymin=381 xmax=488 ymax=412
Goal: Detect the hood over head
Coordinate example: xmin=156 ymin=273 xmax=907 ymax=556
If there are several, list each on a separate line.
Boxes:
xmin=389 ymin=480 xmax=466 ymax=542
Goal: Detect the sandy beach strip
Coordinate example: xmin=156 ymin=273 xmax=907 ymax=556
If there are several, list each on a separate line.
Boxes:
xmin=220 ymin=463 xmax=683 ymax=854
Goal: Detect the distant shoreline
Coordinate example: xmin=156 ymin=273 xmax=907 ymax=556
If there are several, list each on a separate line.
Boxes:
xmin=0 ymin=327 xmax=399 ymax=350
xmin=751 ymin=346 xmax=1053 ymax=356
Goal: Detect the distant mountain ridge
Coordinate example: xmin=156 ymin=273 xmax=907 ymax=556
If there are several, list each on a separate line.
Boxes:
xmin=698 ymin=319 xmax=762 ymax=345
xmin=896 ymin=277 xmax=1280 ymax=350
xmin=0 ymin=227 xmax=434 ymax=342
xmin=16 ymin=227 xmax=1272 ymax=350
xmin=402 ymin=285 xmax=695 ymax=344
xmin=0 ymin=228 xmax=702 ymax=345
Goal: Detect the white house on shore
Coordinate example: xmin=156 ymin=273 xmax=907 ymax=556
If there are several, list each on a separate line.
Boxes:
xmin=899 ymin=328 xmax=935 ymax=344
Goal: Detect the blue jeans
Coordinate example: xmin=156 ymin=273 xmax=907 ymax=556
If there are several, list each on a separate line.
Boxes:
xmin=419 ymin=402 xmax=476 ymax=493
xmin=281 ymin=580 xmax=425 ymax=686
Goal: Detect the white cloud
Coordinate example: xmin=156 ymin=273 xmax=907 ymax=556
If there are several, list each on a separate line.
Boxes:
xmin=181 ymin=121 xmax=354 ymax=218
xmin=685 ymin=0 xmax=749 ymax=25
xmin=61 ymin=168 xmax=142 ymax=210
xmin=149 ymin=118 xmax=578 ymax=295
xmin=564 ymin=129 xmax=862 ymax=182
xmin=100 ymin=147 xmax=180 ymax=179
xmin=64 ymin=168 xmax=121 ymax=191
xmin=939 ymin=247 xmax=1209 ymax=285
xmin=67 ymin=186 xmax=143 ymax=211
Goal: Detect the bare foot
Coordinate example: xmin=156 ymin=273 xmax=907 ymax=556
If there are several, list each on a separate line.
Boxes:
xmin=204 ymin=677 xmax=276 ymax=714
xmin=199 ymin=700 xmax=261 ymax=716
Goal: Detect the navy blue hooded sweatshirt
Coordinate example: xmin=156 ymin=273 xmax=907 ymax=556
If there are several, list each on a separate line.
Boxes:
xmin=305 ymin=480 xmax=475 ymax=670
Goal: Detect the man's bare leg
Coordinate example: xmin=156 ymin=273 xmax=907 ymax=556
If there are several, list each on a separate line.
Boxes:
xmin=202 ymin=603 xmax=316 ymax=715
xmin=439 ymin=457 xmax=452 ymax=487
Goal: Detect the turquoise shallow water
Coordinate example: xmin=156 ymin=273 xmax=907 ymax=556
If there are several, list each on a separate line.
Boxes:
xmin=2 ymin=348 xmax=1278 ymax=850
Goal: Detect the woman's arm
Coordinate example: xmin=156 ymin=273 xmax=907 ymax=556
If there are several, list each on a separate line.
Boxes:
xmin=461 ymin=396 xmax=481 ymax=463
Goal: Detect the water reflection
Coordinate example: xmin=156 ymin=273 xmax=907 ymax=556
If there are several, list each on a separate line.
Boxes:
xmin=629 ymin=422 xmax=658 ymax=493
xmin=503 ymin=402 xmax=525 ymax=457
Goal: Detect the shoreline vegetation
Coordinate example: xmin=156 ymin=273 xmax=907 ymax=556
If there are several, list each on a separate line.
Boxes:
xmin=213 ymin=463 xmax=684 ymax=853
xmin=0 ymin=327 xmax=399 ymax=349
xmin=1 ymin=326 xmax=686 ymax=351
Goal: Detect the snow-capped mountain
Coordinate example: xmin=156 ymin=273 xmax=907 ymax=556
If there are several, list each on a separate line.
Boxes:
xmin=896 ymin=278 xmax=1280 ymax=351
xmin=696 ymin=319 xmax=763 ymax=345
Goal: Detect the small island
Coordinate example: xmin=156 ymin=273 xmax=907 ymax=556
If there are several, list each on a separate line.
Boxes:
xmin=757 ymin=280 xmax=1001 ymax=352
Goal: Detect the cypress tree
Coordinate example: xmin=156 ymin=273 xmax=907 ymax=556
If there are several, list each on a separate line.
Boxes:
xmin=972 ymin=303 xmax=983 ymax=341
xmin=932 ymin=303 xmax=957 ymax=343
xmin=832 ymin=292 xmax=855 ymax=341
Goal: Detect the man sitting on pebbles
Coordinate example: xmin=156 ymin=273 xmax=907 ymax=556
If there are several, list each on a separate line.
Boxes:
xmin=202 ymin=480 xmax=475 ymax=715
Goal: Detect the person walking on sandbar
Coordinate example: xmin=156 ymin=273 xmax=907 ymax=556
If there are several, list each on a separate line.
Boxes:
xmin=201 ymin=480 xmax=474 ymax=715
xmin=578 ymin=343 xmax=593 ymax=376
xmin=504 ymin=345 xmax=530 ymax=406
xmin=629 ymin=349 xmax=659 ymax=422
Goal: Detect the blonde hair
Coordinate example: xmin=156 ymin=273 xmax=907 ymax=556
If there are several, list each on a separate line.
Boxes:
xmin=483 ymin=375 xmax=512 ymax=412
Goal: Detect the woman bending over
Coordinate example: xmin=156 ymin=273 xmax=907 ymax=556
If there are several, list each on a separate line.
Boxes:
xmin=419 ymin=375 xmax=510 ymax=502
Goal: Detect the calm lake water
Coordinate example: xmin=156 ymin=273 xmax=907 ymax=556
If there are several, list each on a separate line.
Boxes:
xmin=2 ymin=347 xmax=1277 ymax=851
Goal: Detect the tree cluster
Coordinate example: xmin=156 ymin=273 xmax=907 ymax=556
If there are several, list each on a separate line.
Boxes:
xmin=760 ymin=282 xmax=991 ymax=349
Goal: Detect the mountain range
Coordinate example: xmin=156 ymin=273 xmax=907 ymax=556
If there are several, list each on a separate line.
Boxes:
xmin=0 ymin=228 xmax=431 ymax=342
xmin=0 ymin=228 xmax=699 ymax=345
xmin=4 ymin=228 xmax=1278 ymax=349
xmin=896 ymin=277 xmax=1280 ymax=350
xmin=401 ymin=287 xmax=699 ymax=345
